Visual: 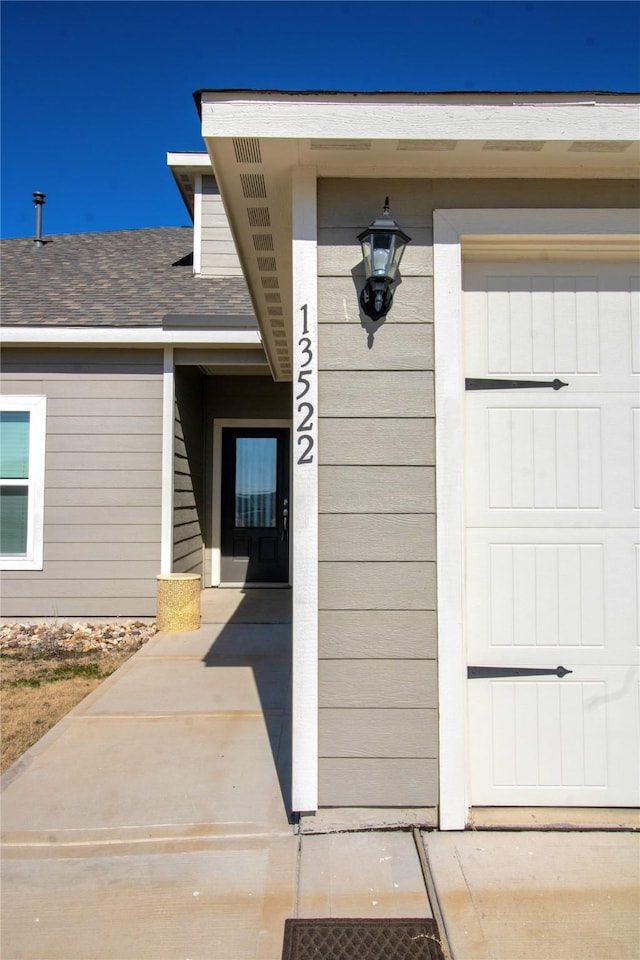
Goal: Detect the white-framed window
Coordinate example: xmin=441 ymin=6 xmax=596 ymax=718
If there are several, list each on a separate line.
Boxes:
xmin=0 ymin=396 xmax=47 ymax=570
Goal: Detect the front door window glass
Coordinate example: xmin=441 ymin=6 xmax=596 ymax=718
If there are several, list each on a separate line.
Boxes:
xmin=235 ymin=437 xmax=277 ymax=528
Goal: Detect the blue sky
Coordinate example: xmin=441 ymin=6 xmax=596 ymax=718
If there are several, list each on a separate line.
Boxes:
xmin=1 ymin=1 xmax=638 ymax=238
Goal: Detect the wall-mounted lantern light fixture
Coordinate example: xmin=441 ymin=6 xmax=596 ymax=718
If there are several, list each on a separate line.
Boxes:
xmin=357 ymin=197 xmax=411 ymax=321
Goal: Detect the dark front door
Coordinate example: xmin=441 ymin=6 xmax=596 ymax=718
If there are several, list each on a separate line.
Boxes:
xmin=220 ymin=427 xmax=290 ymax=584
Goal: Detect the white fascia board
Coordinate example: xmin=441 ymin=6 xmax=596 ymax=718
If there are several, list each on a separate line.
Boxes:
xmin=167 ymin=152 xmax=211 ymax=168
xmin=201 ymin=93 xmax=639 ymax=143
xmin=1 ymin=329 xmax=262 ymax=347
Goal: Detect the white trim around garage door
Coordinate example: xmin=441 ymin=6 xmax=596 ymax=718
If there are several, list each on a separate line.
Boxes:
xmin=433 ymin=208 xmax=640 ymax=831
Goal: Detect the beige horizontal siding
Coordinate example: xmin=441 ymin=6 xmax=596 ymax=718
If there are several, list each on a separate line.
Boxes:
xmin=173 ymin=367 xmax=205 ymax=576
xmin=4 ymin=578 xmax=157 ymax=598
xmin=47 ymin=470 xmax=160 ymax=489
xmin=319 ymin=514 xmax=436 ymax=562
xmin=199 ymin=176 xmax=243 ymax=277
xmin=319 ymin=324 xmax=433 ymax=370
xmin=319 ymin=610 xmax=437 ymax=660
xmin=44 ymin=524 xmax=160 ymax=543
xmin=318 ymin=759 xmax=437 ymax=807
xmin=318 ymin=709 xmax=438 ymax=758
xmin=45 ymin=489 xmax=160 ymax=507
xmin=47 ymin=417 xmax=162 ymax=435
xmin=44 ymin=542 xmax=159 ymax=562
xmin=318 ymin=276 xmax=434 ymax=324
xmin=46 ymin=433 xmax=162 ymax=453
xmin=48 ymin=398 xmax=161 ymax=417
xmin=0 ymin=597 xmax=157 ymax=618
xmin=315 ymin=175 xmax=640 ymax=810
xmin=42 ymin=506 xmax=160 ymax=525
xmin=319 ymin=466 xmax=435 ymax=513
xmin=316 ymin=179 xmax=437 ymax=809
xmin=171 ymin=520 xmax=202 ymax=542
xmin=317 ymin=179 xmax=435 ymax=227
xmin=319 ymin=372 xmax=434 ymax=417
xmin=3 ymin=379 xmax=162 ymax=399
xmin=0 ymin=350 xmax=163 ymax=375
xmin=318 ymin=227 xmax=433 ymax=276
xmin=319 ymin=562 xmax=436 ymax=610
xmin=46 ymin=451 xmax=162 ymax=471
xmin=172 ymin=546 xmax=202 ymax=573
xmin=1 ymin=348 xmax=163 ymax=616
xmin=319 ymin=659 xmax=437 ymax=708
xmin=173 ymin=490 xmax=197 ymax=510
xmin=319 ymin=418 xmax=434 ymax=466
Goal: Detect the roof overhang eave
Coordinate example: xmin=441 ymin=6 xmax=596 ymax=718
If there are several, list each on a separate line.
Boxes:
xmin=1 ymin=326 xmax=263 ymax=348
xmin=200 ymin=91 xmax=640 ymax=381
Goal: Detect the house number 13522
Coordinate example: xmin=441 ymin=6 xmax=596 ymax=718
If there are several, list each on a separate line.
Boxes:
xmin=296 ymin=304 xmax=315 ymax=465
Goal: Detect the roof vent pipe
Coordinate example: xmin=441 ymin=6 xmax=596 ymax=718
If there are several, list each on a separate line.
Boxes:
xmin=33 ymin=192 xmax=46 ymax=246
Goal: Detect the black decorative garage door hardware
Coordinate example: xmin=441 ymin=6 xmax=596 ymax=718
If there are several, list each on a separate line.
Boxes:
xmin=465 ymin=378 xmax=568 ymax=391
xmin=468 ymin=665 xmax=573 ymax=679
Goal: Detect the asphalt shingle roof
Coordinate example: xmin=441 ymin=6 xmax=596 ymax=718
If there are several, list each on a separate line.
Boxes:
xmin=1 ymin=227 xmax=256 ymax=327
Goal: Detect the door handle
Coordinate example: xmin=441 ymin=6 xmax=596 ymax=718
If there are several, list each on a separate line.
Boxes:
xmin=468 ymin=665 xmax=572 ymax=679
xmin=282 ymin=499 xmax=289 ymax=541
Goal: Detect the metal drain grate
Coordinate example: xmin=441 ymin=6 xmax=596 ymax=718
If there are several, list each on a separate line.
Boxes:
xmin=281 ymin=918 xmax=445 ymax=960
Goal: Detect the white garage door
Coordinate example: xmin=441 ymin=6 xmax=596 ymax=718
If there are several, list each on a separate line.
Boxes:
xmin=464 ymin=261 xmax=639 ymax=806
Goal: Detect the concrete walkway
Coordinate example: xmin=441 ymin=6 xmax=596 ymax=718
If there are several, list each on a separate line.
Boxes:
xmin=1 ymin=590 xmax=431 ymax=960
xmin=2 ymin=588 xmax=639 ymax=959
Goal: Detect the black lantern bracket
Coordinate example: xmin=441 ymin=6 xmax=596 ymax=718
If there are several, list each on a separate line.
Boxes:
xmin=357 ymin=198 xmax=411 ymax=322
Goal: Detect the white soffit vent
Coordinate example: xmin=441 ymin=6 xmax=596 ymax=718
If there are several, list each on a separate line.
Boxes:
xmin=257 ymin=256 xmax=277 ymax=272
xmin=483 ymin=140 xmax=545 ymax=151
xmin=240 ymin=173 xmax=267 ymax=198
xmin=569 ymin=141 xmax=633 ymax=153
xmin=253 ymin=233 xmax=274 ymax=251
xmin=247 ymin=207 xmax=270 ymax=227
xmin=309 ymin=139 xmax=371 ymax=150
xmin=397 ymin=140 xmax=457 ymax=151
xmin=233 ymin=137 xmax=262 ymax=163
xmin=226 ymin=136 xmax=291 ymax=380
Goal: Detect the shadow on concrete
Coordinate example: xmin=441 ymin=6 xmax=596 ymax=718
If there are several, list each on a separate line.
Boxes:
xmin=201 ymin=589 xmax=293 ymax=822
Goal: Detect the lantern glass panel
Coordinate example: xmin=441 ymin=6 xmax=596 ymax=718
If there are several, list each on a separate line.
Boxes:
xmin=372 ymin=234 xmax=396 ymax=277
xmin=359 ymin=236 xmax=373 ymax=277
xmin=389 ymin=239 xmax=407 ymax=278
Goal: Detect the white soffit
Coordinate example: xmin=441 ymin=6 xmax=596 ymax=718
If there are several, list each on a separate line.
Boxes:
xmin=167 ymin=152 xmax=213 ymax=218
xmin=201 ymin=91 xmax=639 ymax=178
xmin=199 ymin=91 xmax=640 ymax=381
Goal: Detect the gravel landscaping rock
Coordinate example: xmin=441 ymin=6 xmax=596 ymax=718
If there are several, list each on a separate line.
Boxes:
xmin=0 ymin=621 xmax=157 ymax=655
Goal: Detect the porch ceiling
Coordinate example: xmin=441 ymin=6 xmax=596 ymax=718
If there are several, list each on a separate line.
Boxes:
xmin=196 ymin=90 xmax=640 ymax=381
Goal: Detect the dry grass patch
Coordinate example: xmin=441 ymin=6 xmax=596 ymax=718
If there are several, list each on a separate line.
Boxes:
xmin=1 ymin=622 xmax=156 ymax=774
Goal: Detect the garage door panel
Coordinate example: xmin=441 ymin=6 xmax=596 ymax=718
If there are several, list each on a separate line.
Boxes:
xmin=467 ymin=529 xmax=638 ymax=661
xmin=465 ymin=263 xmax=639 ymax=378
xmin=468 ymin=668 xmax=638 ymax=805
xmin=468 ymin=397 xmax=637 ymax=524
xmin=464 ymin=260 xmax=638 ymax=809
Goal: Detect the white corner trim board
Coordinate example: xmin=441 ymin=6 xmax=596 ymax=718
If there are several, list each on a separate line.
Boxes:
xmin=160 ymin=348 xmax=175 ymax=575
xmin=291 ymin=167 xmax=319 ymax=813
xmin=193 ymin=173 xmax=203 ymax=275
xmin=433 ymin=208 xmax=639 ymax=831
